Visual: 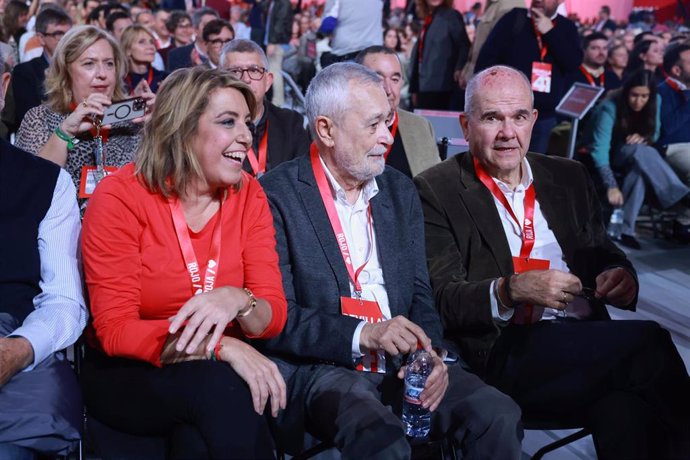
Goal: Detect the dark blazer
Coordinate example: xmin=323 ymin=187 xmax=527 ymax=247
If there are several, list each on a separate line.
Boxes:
xmin=266 ymin=0 xmax=292 ymax=44
xmin=260 ymin=155 xmax=443 ymax=365
xmin=409 ymin=6 xmax=470 ymax=93
xmin=166 ymin=43 xmax=204 ymax=72
xmin=8 ymin=55 xmax=49 ymax=133
xmin=414 ymin=152 xmax=637 ymax=375
xmin=243 ymin=101 xmax=310 ymax=175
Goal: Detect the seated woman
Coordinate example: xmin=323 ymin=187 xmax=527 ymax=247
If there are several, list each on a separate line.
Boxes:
xmin=15 ymin=25 xmax=154 ymax=208
xmin=585 ymin=69 xmax=689 ymax=248
xmin=121 ymin=24 xmax=167 ymax=94
xmin=80 ymin=67 xmax=288 ymax=459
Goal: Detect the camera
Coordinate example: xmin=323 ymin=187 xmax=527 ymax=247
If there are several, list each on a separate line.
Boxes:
xmin=101 ymin=97 xmax=146 ymax=125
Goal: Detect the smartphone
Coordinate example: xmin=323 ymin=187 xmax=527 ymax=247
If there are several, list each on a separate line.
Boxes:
xmin=101 ymin=97 xmax=146 ymax=125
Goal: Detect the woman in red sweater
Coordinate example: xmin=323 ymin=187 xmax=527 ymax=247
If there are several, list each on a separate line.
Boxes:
xmin=81 ymin=67 xmax=287 ymax=459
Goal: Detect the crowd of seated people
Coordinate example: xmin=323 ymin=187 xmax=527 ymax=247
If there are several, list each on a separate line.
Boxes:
xmin=1 ymin=1 xmax=690 ymax=459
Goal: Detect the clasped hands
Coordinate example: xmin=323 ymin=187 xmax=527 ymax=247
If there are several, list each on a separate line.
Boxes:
xmin=167 ymin=287 xmax=286 ymax=417
xmin=506 ymin=267 xmax=636 ymax=310
xmin=360 ymin=316 xmax=448 ymax=412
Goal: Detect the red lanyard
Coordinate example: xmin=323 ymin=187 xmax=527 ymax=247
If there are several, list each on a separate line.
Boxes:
xmin=310 ymin=143 xmax=373 ymax=295
xmin=417 ymin=14 xmax=433 ymax=62
xmin=579 ymin=65 xmax=604 ymax=87
xmin=531 ymin=17 xmax=550 ymax=61
xmin=473 ymin=157 xmax=536 ymax=259
xmin=665 ymin=77 xmax=688 ymax=102
xmin=247 ymin=121 xmax=268 ymax=176
xmin=126 ymin=67 xmax=154 ymax=95
xmin=384 ymin=111 xmax=399 ymax=161
xmin=169 ymin=196 xmax=224 ymax=295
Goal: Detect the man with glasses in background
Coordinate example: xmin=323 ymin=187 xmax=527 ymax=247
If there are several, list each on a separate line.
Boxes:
xmin=220 ymin=39 xmax=310 ymax=177
xmin=3 ymin=6 xmax=72 ymax=136
xmin=201 ymin=19 xmax=234 ymax=69
xmin=167 ymin=7 xmax=218 ymax=72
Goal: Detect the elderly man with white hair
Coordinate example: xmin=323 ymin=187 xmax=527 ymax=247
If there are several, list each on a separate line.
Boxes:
xmin=258 ymin=62 xmax=522 ymax=459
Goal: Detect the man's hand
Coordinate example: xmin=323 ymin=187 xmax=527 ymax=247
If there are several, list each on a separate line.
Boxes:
xmin=531 ymin=8 xmax=554 ymax=35
xmin=0 ymin=337 xmax=34 ymax=388
xmin=397 ymin=350 xmax=448 ymax=411
xmin=509 ymin=269 xmax=582 ymax=310
xmin=359 ymin=316 xmax=431 ymax=356
xmin=595 ymin=267 xmax=636 ymax=307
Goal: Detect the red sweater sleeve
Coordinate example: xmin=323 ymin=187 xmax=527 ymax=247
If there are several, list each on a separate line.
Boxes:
xmin=240 ymin=179 xmax=287 ymax=339
xmin=82 ymin=166 xmax=170 ymax=366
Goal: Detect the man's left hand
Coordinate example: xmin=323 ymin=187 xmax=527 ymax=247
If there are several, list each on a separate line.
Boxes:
xmin=595 ymin=267 xmax=637 ymax=307
xmin=397 ymin=351 xmax=448 ymax=412
xmin=0 ymin=337 xmax=34 ymax=388
xmin=531 ymin=8 xmax=554 ymax=35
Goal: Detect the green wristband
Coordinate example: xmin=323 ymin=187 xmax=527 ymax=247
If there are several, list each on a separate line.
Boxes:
xmin=54 ymin=126 xmax=78 ymax=150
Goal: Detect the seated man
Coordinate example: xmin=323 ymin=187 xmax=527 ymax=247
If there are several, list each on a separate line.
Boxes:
xmin=166 ymin=7 xmax=218 ymax=72
xmin=259 ymin=62 xmax=522 ymax=459
xmin=201 ymin=19 xmax=234 ymax=69
xmin=415 ymin=65 xmax=690 ymax=460
xmin=0 ymin=57 xmax=87 ymax=459
xmin=659 ymin=43 xmax=690 ymax=236
xmin=220 ymin=39 xmax=310 ymax=178
xmin=355 ymin=46 xmax=440 ymax=178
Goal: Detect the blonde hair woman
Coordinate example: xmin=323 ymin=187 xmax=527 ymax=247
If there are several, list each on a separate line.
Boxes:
xmin=120 ymin=24 xmax=167 ymax=94
xmin=80 ymin=67 xmax=287 ymax=459
xmin=16 ymin=25 xmax=155 ymax=206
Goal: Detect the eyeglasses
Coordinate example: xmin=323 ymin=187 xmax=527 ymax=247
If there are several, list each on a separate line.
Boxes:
xmin=207 ymin=37 xmax=233 ymax=47
xmin=226 ymin=66 xmax=266 ymax=81
xmin=176 ymin=22 xmax=193 ymax=29
xmin=41 ymin=30 xmax=67 ymax=39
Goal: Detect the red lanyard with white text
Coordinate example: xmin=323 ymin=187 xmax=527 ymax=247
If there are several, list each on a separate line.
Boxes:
xmin=310 ymin=143 xmax=373 ymax=296
xmin=169 ymin=196 xmax=223 ymax=295
xmin=473 ymin=157 xmax=536 ymax=259
xmin=531 ymin=18 xmax=549 ymax=62
xmin=384 ymin=111 xmax=399 ymax=161
xmin=579 ymin=65 xmax=604 ymax=87
xmin=247 ymin=121 xmax=268 ymax=177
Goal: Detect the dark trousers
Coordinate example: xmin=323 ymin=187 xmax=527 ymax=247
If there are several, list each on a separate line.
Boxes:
xmin=81 ymin=349 xmax=275 ymax=460
xmin=415 ymin=91 xmax=454 ymax=111
xmin=287 ymin=363 xmax=522 ymax=460
xmin=0 ymin=314 xmax=81 ymax=457
xmin=486 ymin=320 xmax=690 ymax=460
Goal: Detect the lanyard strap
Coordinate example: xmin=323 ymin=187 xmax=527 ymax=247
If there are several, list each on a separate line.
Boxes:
xmin=579 ymin=65 xmax=604 ymax=87
xmin=310 ymin=143 xmax=373 ymax=294
xmin=665 ymin=77 xmax=689 ymax=102
xmin=417 ymin=14 xmax=433 ymax=62
xmin=384 ymin=111 xmax=399 ymax=161
xmin=126 ymin=67 xmax=154 ymax=95
xmin=531 ymin=18 xmax=550 ymax=62
xmin=169 ymin=196 xmax=223 ymax=295
xmin=473 ymin=157 xmax=536 ymax=259
xmin=246 ymin=120 xmax=269 ymax=176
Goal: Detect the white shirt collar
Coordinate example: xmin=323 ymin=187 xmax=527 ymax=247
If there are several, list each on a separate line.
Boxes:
xmin=492 ymin=157 xmax=534 ymax=193
xmin=668 ymin=75 xmax=688 ymax=91
xmin=318 ymin=155 xmax=379 ymax=205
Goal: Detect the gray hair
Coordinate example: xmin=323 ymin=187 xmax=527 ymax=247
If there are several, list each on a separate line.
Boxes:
xmin=464 ymin=65 xmax=534 ymax=116
xmin=305 ymin=62 xmax=382 ymax=137
xmin=192 ymin=7 xmax=218 ymax=27
xmin=219 ymin=38 xmax=268 ymax=69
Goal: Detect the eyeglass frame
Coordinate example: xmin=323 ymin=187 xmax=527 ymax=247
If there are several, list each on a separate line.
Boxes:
xmin=39 ymin=30 xmax=68 ymax=39
xmin=207 ymin=37 xmax=233 ymax=47
xmin=225 ymin=66 xmax=268 ymax=81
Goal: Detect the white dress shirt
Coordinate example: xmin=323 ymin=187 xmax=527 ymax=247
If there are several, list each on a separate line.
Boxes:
xmin=319 ymin=157 xmax=391 ymax=371
xmin=10 ymin=169 xmax=88 ymax=370
xmin=488 ymin=158 xmax=589 ymax=323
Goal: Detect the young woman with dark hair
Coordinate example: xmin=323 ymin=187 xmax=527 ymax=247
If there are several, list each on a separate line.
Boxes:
xmin=585 ymin=69 xmax=689 ymax=248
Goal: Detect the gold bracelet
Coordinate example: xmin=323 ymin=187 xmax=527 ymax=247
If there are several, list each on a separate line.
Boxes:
xmin=237 ymin=288 xmax=257 ymax=318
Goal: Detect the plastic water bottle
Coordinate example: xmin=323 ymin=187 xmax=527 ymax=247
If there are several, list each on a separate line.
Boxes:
xmin=402 ymin=349 xmax=434 ymax=438
xmin=607 ymin=207 xmax=624 ymax=239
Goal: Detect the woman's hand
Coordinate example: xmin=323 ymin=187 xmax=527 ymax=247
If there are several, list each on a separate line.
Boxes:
xmin=168 ymin=286 xmax=250 ymax=355
xmin=132 ymin=79 xmax=156 ymax=124
xmin=61 ymin=93 xmax=111 ymax=137
xmin=625 ymin=133 xmax=646 ymax=144
xmin=607 ymin=187 xmax=624 ymax=206
xmin=220 ymin=337 xmax=287 ymax=417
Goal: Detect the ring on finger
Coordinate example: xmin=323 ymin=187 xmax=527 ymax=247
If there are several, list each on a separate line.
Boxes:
xmin=561 ymin=291 xmax=567 ymax=303
xmin=82 ymin=100 xmax=88 ymax=108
